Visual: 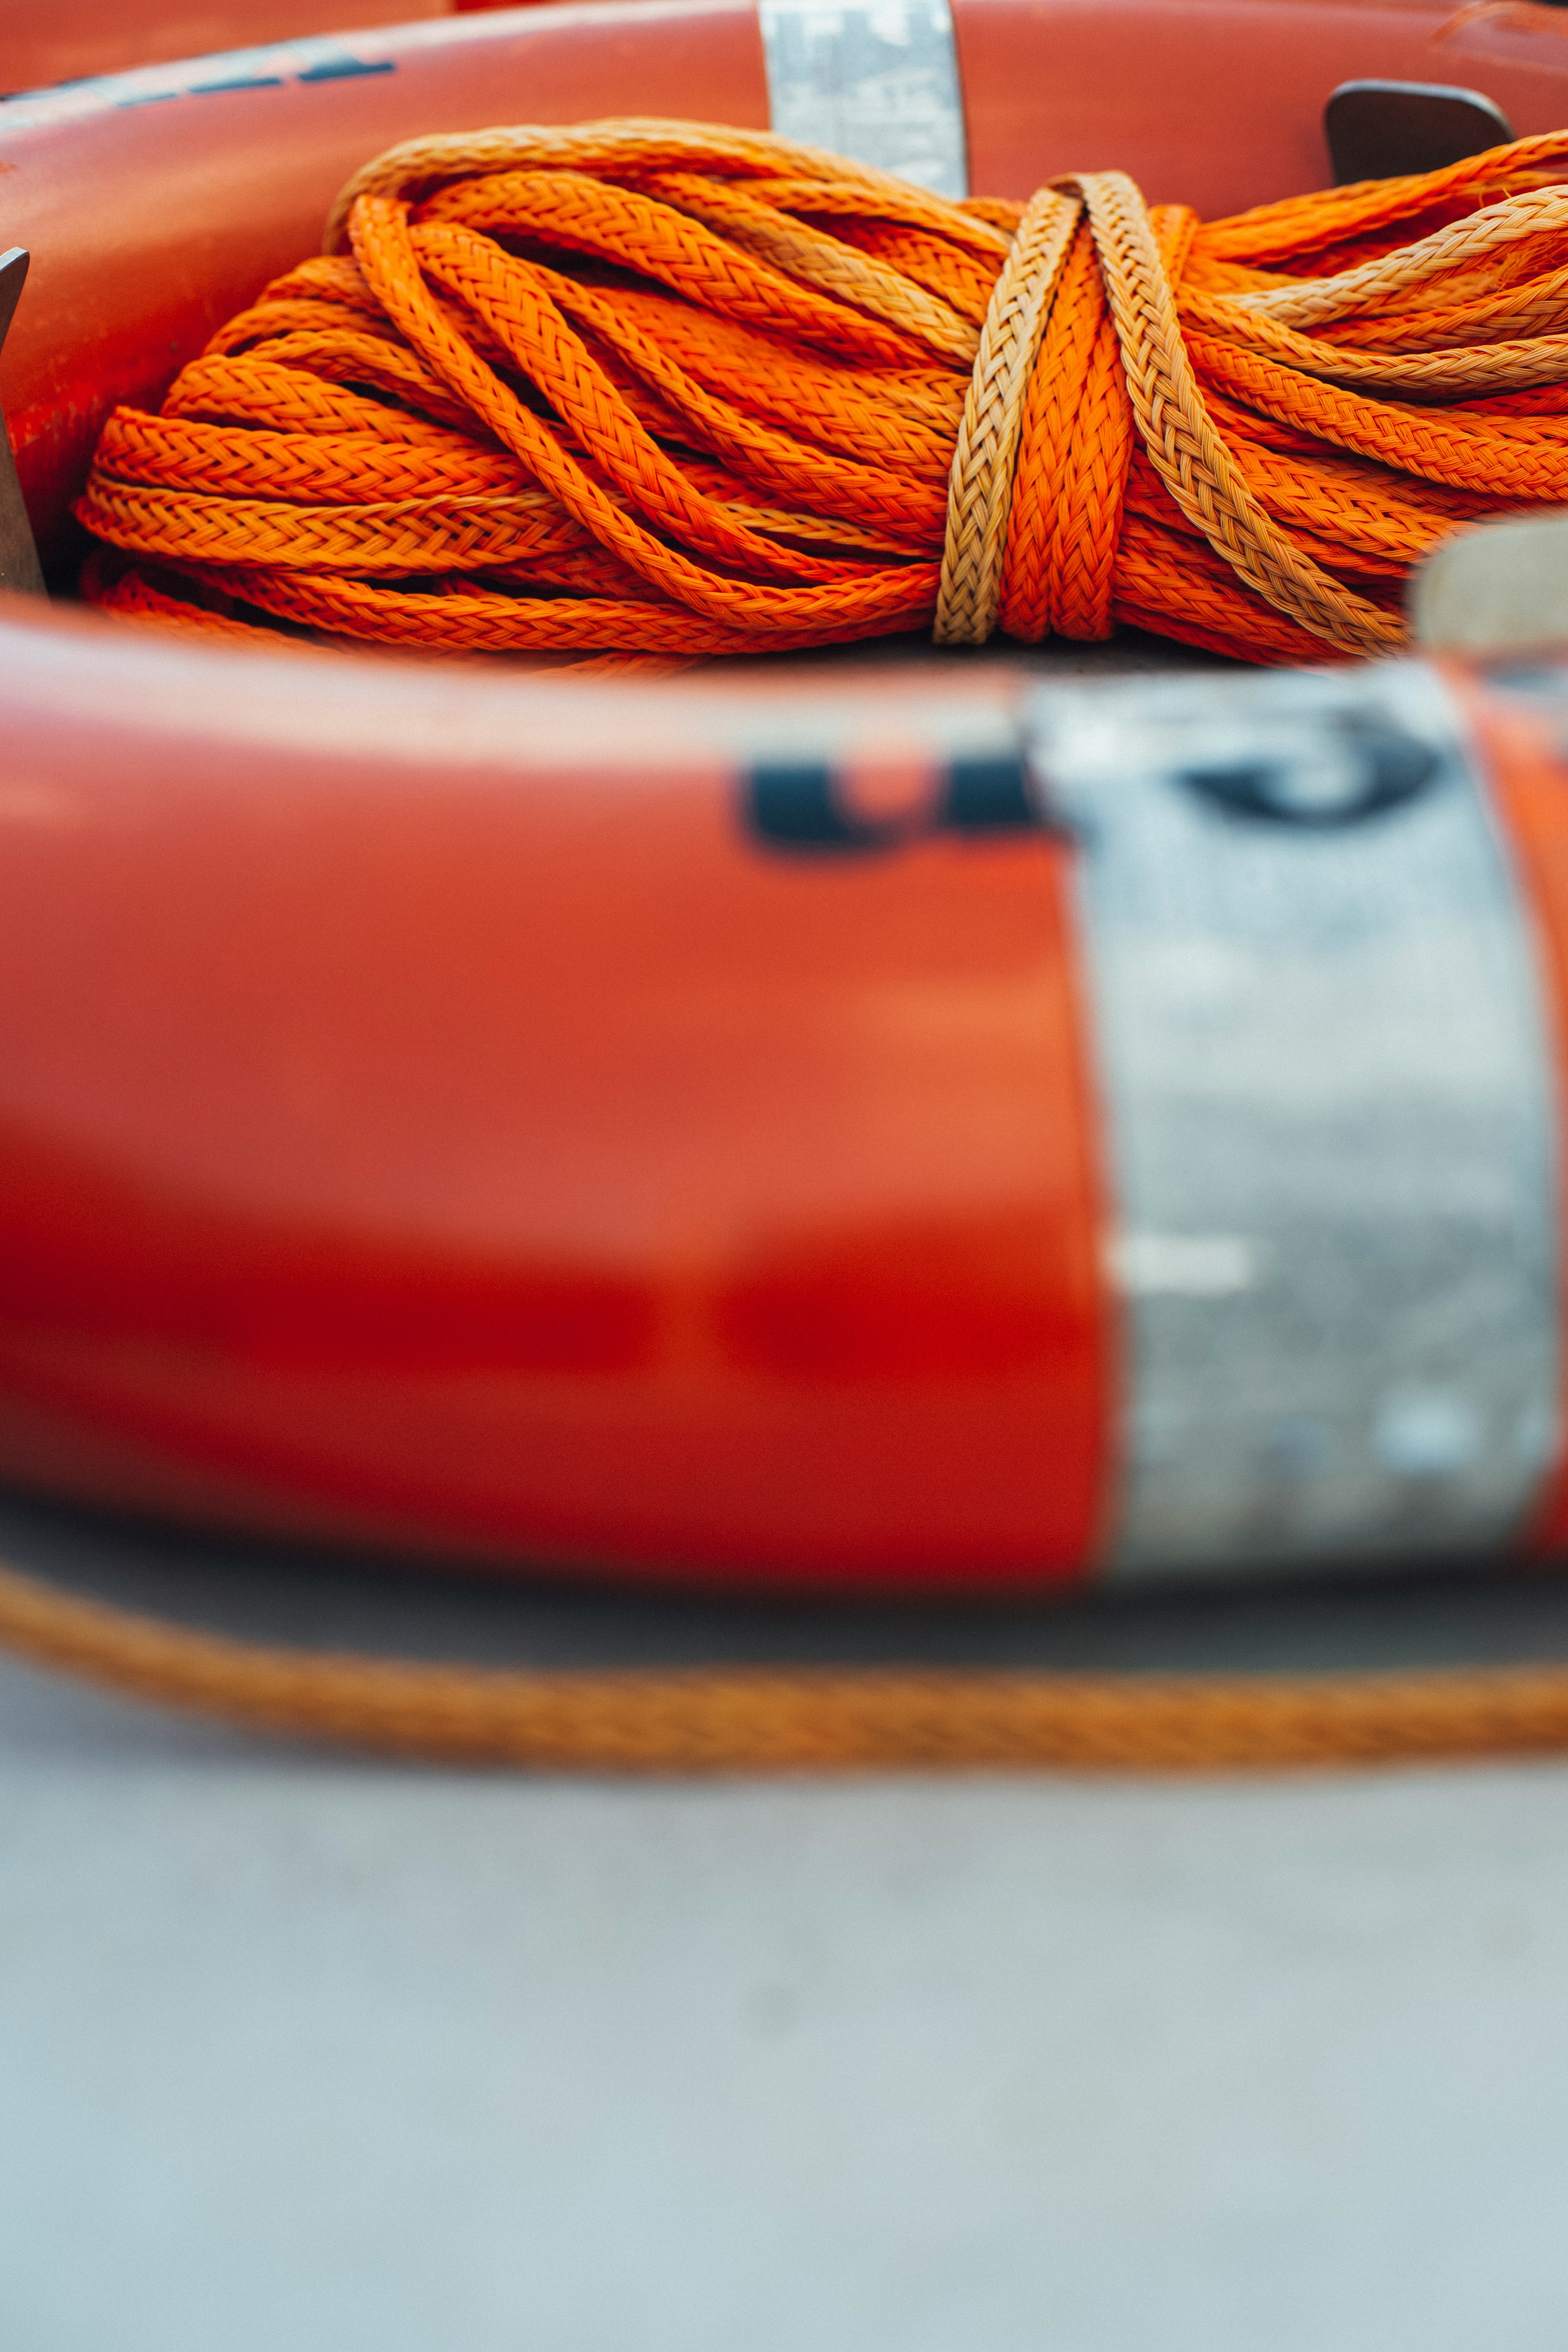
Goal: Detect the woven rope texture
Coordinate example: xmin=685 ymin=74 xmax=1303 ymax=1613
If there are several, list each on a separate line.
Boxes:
xmin=7 ymin=1559 xmax=1568 ymax=1771
xmin=74 ymin=119 xmax=1568 ymax=661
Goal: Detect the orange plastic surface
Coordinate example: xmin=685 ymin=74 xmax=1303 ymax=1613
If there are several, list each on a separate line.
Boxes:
xmin=0 ymin=3 xmax=773 ymax=553
xmin=952 ymin=0 xmax=1568 ymax=222
xmin=0 ymin=0 xmax=450 ymax=99
xmin=1463 ymin=672 xmax=1568 ymax=1559
xmin=0 ymin=620 xmax=1109 ymax=1585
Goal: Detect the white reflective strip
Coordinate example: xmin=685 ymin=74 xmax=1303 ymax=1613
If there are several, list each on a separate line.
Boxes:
xmin=758 ymin=0 xmax=969 ymax=199
xmin=1026 ymin=661 xmax=1561 ymax=1580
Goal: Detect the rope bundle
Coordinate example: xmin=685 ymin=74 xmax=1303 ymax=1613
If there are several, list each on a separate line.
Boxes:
xmin=76 ymin=120 xmax=1568 ymax=665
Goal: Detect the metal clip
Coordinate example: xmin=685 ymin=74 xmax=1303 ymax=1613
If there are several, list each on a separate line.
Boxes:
xmin=1324 ymin=81 xmax=1514 ymax=185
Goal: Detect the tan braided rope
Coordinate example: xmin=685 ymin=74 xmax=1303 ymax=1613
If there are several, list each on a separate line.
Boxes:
xmin=3 ymin=1555 xmax=1568 ymax=1770
xmin=1178 ymin=298 xmax=1568 ymax=399
xmin=935 ymin=187 xmax=1080 ymax=643
xmin=1071 ymin=170 xmax=1402 ymax=658
xmin=1232 ymin=183 xmax=1568 ymax=328
xmin=321 ymin=116 xmax=1018 ymax=251
xmin=933 ymin=172 xmax=1401 ymax=655
xmin=640 ymin=169 xmax=982 ymax=365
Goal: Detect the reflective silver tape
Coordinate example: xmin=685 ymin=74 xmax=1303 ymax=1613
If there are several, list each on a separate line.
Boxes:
xmin=758 ymin=0 xmax=969 ymax=200
xmin=1025 ymin=661 xmax=1561 ymax=1580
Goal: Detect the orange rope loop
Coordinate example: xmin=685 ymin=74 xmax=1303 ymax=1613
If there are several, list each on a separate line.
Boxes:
xmin=74 ymin=120 xmax=1568 ymax=663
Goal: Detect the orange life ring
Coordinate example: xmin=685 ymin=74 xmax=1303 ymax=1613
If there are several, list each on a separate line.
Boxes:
xmin=4 ymin=0 xmax=1568 ymax=1599
xmin=0 ymin=1 xmax=466 ymax=104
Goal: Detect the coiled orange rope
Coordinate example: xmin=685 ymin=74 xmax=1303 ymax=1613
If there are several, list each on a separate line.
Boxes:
xmin=75 ymin=120 xmax=1568 ymax=664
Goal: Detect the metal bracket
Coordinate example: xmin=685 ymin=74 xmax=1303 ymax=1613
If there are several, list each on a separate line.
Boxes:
xmin=1324 ymin=81 xmax=1514 ymax=185
xmin=758 ymin=0 xmax=969 ymax=199
xmin=0 ymin=248 xmax=45 ymax=597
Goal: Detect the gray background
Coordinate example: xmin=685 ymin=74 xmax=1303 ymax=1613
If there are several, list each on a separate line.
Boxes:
xmin=2 ymin=1492 xmax=1568 ymax=2351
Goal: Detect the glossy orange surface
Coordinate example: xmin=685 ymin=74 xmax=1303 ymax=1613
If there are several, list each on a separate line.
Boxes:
xmin=1 ymin=4 xmax=771 ymax=553
xmin=1461 ymin=671 xmax=1568 ymax=1561
xmin=0 ymin=0 xmax=449 ymax=100
xmin=0 ymin=620 xmax=1109 ymax=1583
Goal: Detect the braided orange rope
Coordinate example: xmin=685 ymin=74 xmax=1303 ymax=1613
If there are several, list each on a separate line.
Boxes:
xmin=74 ymin=120 xmax=1568 ymax=662
xmin=5 ymin=1556 xmax=1568 ymax=1771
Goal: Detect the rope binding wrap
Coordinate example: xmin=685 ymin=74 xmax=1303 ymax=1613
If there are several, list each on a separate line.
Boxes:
xmin=73 ymin=119 xmax=1568 ymax=664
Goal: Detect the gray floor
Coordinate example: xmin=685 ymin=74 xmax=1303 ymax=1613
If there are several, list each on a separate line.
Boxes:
xmin=3 ymin=1496 xmax=1568 ymax=2348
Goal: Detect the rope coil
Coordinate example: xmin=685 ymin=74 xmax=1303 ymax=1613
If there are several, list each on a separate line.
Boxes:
xmin=74 ymin=120 xmax=1568 ymax=663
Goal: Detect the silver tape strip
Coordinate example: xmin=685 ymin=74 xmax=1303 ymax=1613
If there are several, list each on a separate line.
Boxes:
xmin=757 ymin=0 xmax=969 ymax=200
xmin=1026 ymin=661 xmax=1561 ymax=1579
